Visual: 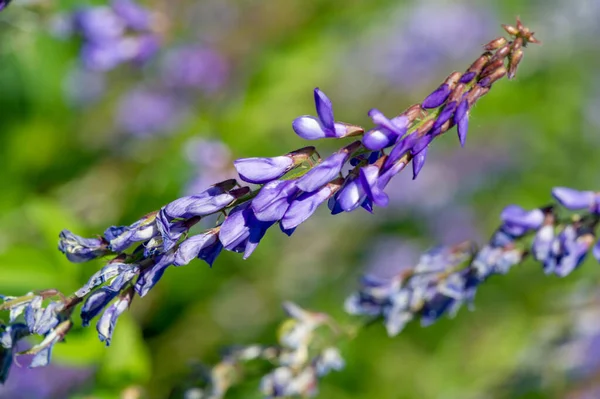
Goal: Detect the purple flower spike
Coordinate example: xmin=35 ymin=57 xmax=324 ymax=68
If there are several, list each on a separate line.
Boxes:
xmin=174 ymin=231 xmax=219 ymax=266
xmin=552 ymin=187 xmax=596 ymax=210
xmin=234 ymin=156 xmax=294 ymax=184
xmin=281 ymin=180 xmax=342 ymax=230
xmin=454 ymin=99 xmax=470 ymax=147
xmin=412 ymin=147 xmax=428 ymax=180
xmin=251 ymin=180 xmax=298 ymax=222
xmin=336 ymin=175 xmax=366 ymax=213
xmin=422 ymin=84 xmax=451 ymax=109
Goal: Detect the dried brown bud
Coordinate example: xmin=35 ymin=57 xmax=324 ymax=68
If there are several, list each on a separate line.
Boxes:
xmin=512 ymin=37 xmax=523 ymax=52
xmin=507 ymin=49 xmax=524 ymax=79
xmin=490 ymin=44 xmax=512 ymax=62
xmin=443 ymin=71 xmax=462 ymax=89
xmin=480 ymin=58 xmax=505 ymax=79
xmin=448 ymin=83 xmax=467 ymax=103
xmin=466 ymin=52 xmax=492 ymax=76
xmin=402 ymin=104 xmax=424 ymax=124
xmin=516 ymin=17 xmax=524 ymax=31
xmin=483 ymin=37 xmax=508 ymax=51
xmin=479 ymin=66 xmax=507 ymax=87
xmin=466 ymin=86 xmax=490 ymax=106
xmin=502 ymin=24 xmax=519 ymax=36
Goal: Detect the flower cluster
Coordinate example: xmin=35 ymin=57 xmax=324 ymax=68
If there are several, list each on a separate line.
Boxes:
xmin=185 ymin=302 xmax=344 ymax=399
xmin=0 ymin=19 xmax=538 ymax=383
xmin=346 ymin=187 xmax=600 ymax=336
xmin=58 ymin=0 xmax=160 ymax=72
xmin=178 ymin=187 xmax=600 ymax=398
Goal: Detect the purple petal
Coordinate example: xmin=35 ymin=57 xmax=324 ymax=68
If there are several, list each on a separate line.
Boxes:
xmin=96 ymin=289 xmax=132 ymax=346
xmin=533 ymin=225 xmax=554 ymax=262
xmin=134 ymin=253 xmax=175 ymax=297
xmin=292 ymin=116 xmax=329 ymax=140
xmin=422 ymin=84 xmax=451 ymax=109
xmin=432 ymin=101 xmax=458 ymax=131
xmin=296 ymin=152 xmax=348 ymax=193
xmin=314 ymin=88 xmax=335 ymax=130
xmin=410 ymin=133 xmax=434 ymax=157
xmin=281 ymin=185 xmax=334 ymax=230
xmin=336 ymin=175 xmax=366 ymax=212
xmin=501 ymin=205 xmax=544 ymax=230
xmin=174 ymin=232 xmax=219 ymax=266
xmin=368 ymin=109 xmax=408 ymax=135
xmin=251 ymin=180 xmax=298 ymax=222
xmin=80 ymin=288 xmax=119 ymax=326
xmin=198 ymin=240 xmax=223 ymax=267
xmin=459 ymin=72 xmax=476 ymax=84
xmin=455 ymin=99 xmax=469 ymax=147
xmin=363 ymin=127 xmax=397 ymax=151
xmin=412 ymin=147 xmax=428 ymax=180
xmin=218 ymin=204 xmax=251 ymax=251
xmin=163 ymin=191 xmax=236 ymax=220
xmin=552 ymin=187 xmax=595 ymax=210
xmin=110 ymin=0 xmax=151 ymax=30
xmin=58 ymin=230 xmax=109 ymax=263
xmin=234 ymin=156 xmax=294 ymax=184
xmin=384 ymin=132 xmax=419 ymax=170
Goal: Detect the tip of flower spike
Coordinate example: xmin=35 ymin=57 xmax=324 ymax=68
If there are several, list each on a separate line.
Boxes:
xmin=502 ymin=17 xmax=540 ymax=46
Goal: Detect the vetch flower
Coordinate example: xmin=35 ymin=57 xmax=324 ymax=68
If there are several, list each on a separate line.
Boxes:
xmin=162 ymin=179 xmax=239 ymax=220
xmin=218 ymin=204 xmax=275 ymax=259
xmin=422 ymin=72 xmax=461 ymax=109
xmin=97 ymin=287 xmax=133 ymax=346
xmin=552 ymin=187 xmax=598 ymax=211
xmin=58 ymin=230 xmax=109 ymax=263
xmin=292 ymin=88 xmax=362 ymax=140
xmin=296 ymin=141 xmax=360 ymax=193
xmin=363 ymin=109 xmax=408 ymax=151
xmin=280 ymin=179 xmax=344 ymax=230
xmin=80 ymin=288 xmax=119 ymax=327
xmin=173 ymin=230 xmax=220 ymax=266
xmin=251 ymin=180 xmax=299 ymax=222
xmin=234 ymin=156 xmax=294 ymax=184
xmin=234 ymin=146 xmax=315 ymax=185
xmin=134 ymin=252 xmax=176 ymax=297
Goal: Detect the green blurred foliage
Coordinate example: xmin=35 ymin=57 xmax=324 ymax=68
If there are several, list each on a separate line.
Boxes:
xmin=1 ymin=0 xmax=600 ymax=398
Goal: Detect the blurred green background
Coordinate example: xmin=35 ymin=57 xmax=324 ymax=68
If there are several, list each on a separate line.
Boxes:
xmin=1 ymin=0 xmax=600 ymax=398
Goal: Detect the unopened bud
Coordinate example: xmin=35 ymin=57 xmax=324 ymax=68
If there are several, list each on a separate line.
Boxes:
xmin=483 ymin=37 xmax=508 ymax=51
xmin=478 ymin=66 xmax=507 ymax=87
xmin=502 ymin=24 xmax=519 ymax=36
xmin=480 ymin=58 xmax=505 ymax=79
xmin=289 ymin=146 xmax=316 ymax=164
xmin=490 ymin=44 xmax=512 ymax=62
xmin=443 ymin=72 xmax=462 ymax=89
xmin=507 ymin=49 xmax=524 ymax=79
xmin=466 ymin=86 xmax=490 ymax=106
xmin=512 ymin=37 xmax=523 ymax=52
xmin=402 ymin=104 xmax=424 ymax=124
xmin=448 ymin=83 xmax=467 ymax=103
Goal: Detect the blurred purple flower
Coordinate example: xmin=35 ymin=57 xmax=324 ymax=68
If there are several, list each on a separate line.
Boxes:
xmin=161 ymin=45 xmax=229 ymax=93
xmin=116 ymin=87 xmax=186 ymax=137
xmin=0 ymin=357 xmax=93 ymax=399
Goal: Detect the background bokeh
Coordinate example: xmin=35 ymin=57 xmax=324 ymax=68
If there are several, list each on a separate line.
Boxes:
xmin=1 ymin=0 xmax=600 ymax=398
